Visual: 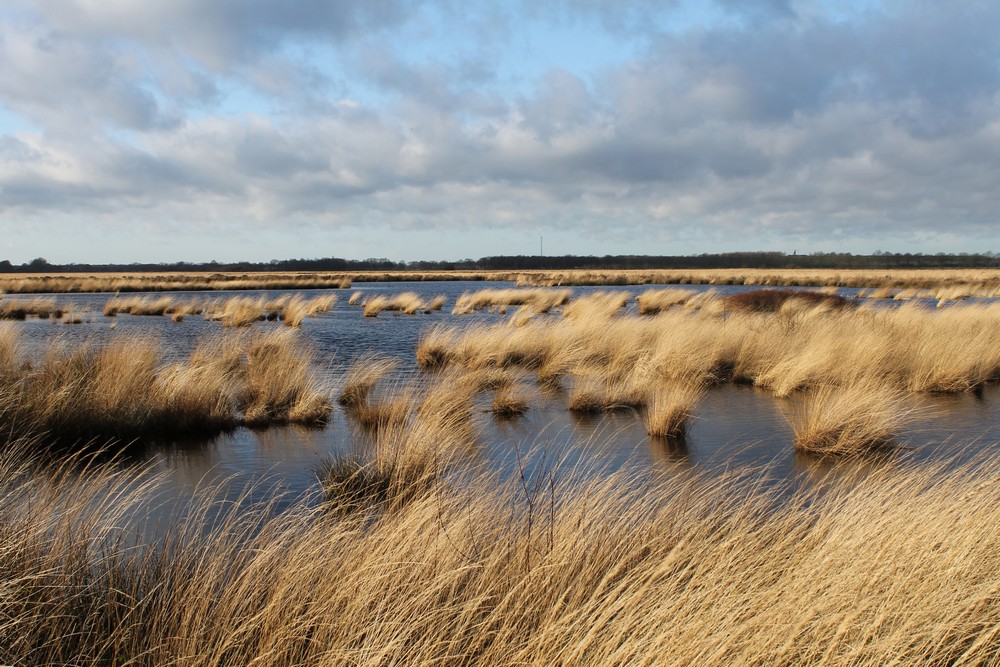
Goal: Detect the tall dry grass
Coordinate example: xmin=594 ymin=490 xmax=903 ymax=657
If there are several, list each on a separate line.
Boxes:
xmin=635 ymin=288 xmax=697 ymax=314
xmin=0 ymin=325 xmax=331 ymax=445
xmin=0 ymin=296 xmax=66 ymax=320
xmin=643 ymin=383 xmax=706 ymax=437
xmin=3 ymin=438 xmax=1000 ymax=664
xmin=788 ymin=382 xmax=918 ymax=456
xmin=361 ymin=292 xmax=445 ymax=317
xmin=452 ymin=288 xmax=571 ymax=315
xmin=1 ymin=272 xmax=353 ymax=294
xmin=419 ymin=299 xmax=1000 ymax=399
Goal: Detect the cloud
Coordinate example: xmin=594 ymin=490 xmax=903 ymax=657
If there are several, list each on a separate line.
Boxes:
xmin=1 ymin=0 xmax=999 ymax=261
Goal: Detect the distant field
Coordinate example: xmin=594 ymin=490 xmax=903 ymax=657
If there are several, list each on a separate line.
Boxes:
xmin=4 ymin=267 xmax=1000 ymax=295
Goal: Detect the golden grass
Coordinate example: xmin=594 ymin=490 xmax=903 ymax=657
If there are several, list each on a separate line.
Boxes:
xmin=515 ymin=267 xmax=1000 ymax=296
xmin=560 ymin=290 xmax=632 ymax=319
xmin=419 ymin=299 xmax=1000 ymax=400
xmin=8 ymin=268 xmax=1000 ymax=299
xmin=452 ymin=288 xmax=572 ymax=315
xmin=0 ymin=296 xmax=65 ymax=320
xmin=338 ymin=354 xmax=399 ymax=409
xmin=789 ymin=382 xmax=917 ymax=456
xmin=362 ymin=292 xmax=445 ymax=317
xmin=103 ymin=293 xmax=336 ymax=327
xmin=0 ymin=325 xmax=330 ymax=444
xmin=4 ymin=439 xmax=1000 ymax=664
xmin=643 ymin=383 xmax=705 ymax=437
xmin=491 ymin=383 xmax=530 ymax=418
xmin=104 ymin=295 xmax=204 ymax=317
xmin=635 ymin=288 xmax=697 ymax=314
xmin=0 ymin=272 xmax=353 ymax=294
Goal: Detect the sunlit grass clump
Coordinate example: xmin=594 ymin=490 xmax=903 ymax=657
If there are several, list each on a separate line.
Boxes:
xmin=0 ymin=325 xmax=331 ymax=445
xmin=0 ymin=296 xmax=65 ymax=320
xmin=643 ymin=383 xmax=705 ymax=438
xmin=452 ymin=288 xmax=571 ymax=315
xmin=361 ymin=292 xmax=445 ymax=317
xmin=788 ymin=382 xmax=917 ymax=456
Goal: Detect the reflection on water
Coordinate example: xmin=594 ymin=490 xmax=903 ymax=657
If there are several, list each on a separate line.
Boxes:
xmin=8 ymin=281 xmax=1000 ymax=515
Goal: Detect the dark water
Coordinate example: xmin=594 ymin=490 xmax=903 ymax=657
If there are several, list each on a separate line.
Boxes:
xmin=6 ymin=281 xmax=1000 ymax=515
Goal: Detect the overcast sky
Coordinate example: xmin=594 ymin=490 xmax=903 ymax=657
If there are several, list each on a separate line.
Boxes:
xmin=1 ymin=0 xmax=998 ymax=263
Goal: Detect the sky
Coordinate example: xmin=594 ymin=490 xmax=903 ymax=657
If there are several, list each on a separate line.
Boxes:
xmin=0 ymin=0 xmax=999 ymax=264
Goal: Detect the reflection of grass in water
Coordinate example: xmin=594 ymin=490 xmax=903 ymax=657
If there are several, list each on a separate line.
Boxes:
xmin=6 ymin=434 xmax=1000 ymax=664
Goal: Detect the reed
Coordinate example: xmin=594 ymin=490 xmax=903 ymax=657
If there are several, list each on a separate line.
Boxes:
xmin=0 ymin=325 xmax=330 ymax=445
xmin=4 ymin=443 xmax=1000 ymax=664
xmin=561 ymin=290 xmax=632 ymax=319
xmin=362 ymin=293 xmax=444 ymax=317
xmin=420 ymin=300 xmax=1000 ymax=401
xmin=338 ymin=354 xmax=399 ymax=409
xmin=0 ymin=296 xmax=65 ymax=320
xmin=643 ymin=383 xmax=705 ymax=437
xmin=635 ymin=288 xmax=697 ymax=315
xmin=788 ymin=382 xmax=916 ymax=456
xmin=452 ymin=288 xmax=572 ymax=315
xmin=103 ymin=295 xmax=205 ymax=317
xmin=1 ymin=272 xmax=354 ymax=294
xmin=491 ymin=383 xmax=530 ymax=418
xmin=238 ymin=330 xmax=332 ymax=426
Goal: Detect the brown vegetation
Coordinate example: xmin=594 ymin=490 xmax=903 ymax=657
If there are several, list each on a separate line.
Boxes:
xmin=643 ymin=383 xmax=705 ymax=438
xmin=0 ymin=326 xmax=331 ymax=445
xmin=361 ymin=292 xmax=445 ymax=317
xmin=418 ymin=298 xmax=1000 ymax=399
xmin=724 ymin=288 xmax=854 ymax=313
xmin=452 ymin=288 xmax=572 ymax=315
xmin=0 ymin=296 xmax=66 ymax=320
xmin=3 ymin=440 xmax=1000 ymax=664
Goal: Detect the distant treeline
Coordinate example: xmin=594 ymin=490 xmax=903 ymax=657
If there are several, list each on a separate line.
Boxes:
xmin=3 ymin=251 xmax=999 ymax=274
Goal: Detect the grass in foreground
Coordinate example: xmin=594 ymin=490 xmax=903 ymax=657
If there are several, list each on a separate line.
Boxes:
xmin=3 ymin=440 xmax=1000 ymax=664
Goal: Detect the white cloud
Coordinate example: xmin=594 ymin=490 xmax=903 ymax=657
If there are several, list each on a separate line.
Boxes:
xmin=1 ymin=0 xmax=999 ymax=261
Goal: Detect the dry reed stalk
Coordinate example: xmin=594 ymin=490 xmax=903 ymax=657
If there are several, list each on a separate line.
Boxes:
xmin=788 ymin=382 xmax=917 ymax=456
xmin=338 ymin=354 xmax=399 ymax=409
xmin=636 ymin=288 xmax=696 ymax=315
xmin=6 ymin=444 xmax=1000 ymax=664
xmin=643 ymin=383 xmax=705 ymax=437
xmin=362 ymin=293 xmax=439 ymax=317
xmin=491 ymin=384 xmax=530 ymax=418
xmin=452 ymin=288 xmax=572 ymax=315
xmin=349 ymin=291 xmax=363 ymax=305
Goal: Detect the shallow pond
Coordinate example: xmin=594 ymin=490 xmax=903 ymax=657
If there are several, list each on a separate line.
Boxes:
xmin=6 ymin=281 xmax=1000 ymax=517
